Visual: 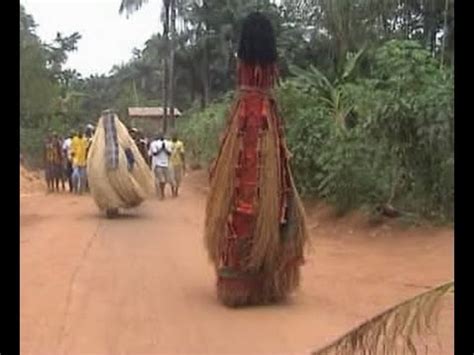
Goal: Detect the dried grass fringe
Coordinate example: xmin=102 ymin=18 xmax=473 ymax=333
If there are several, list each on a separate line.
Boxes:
xmin=246 ymin=111 xmax=281 ymax=273
xmin=312 ymin=281 xmax=454 ymax=355
xmin=204 ymin=101 xmax=242 ymax=264
xmin=87 ymin=115 xmax=155 ymax=211
xmin=249 ymin=102 xmax=310 ymax=300
xmin=207 ymin=97 xmax=310 ymax=306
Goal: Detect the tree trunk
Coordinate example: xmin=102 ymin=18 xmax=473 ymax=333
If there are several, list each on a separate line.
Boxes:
xmin=200 ymin=0 xmax=210 ymax=110
xmin=200 ymin=51 xmax=209 ymax=110
xmin=381 ymin=13 xmax=389 ymax=38
xmin=162 ymin=2 xmax=170 ymax=134
xmin=335 ymin=36 xmax=348 ymax=77
xmin=190 ymin=64 xmax=196 ymax=103
xmin=447 ymin=2 xmax=454 ymax=66
xmin=169 ymin=0 xmax=176 ymax=131
xmin=422 ymin=0 xmax=430 ymax=48
xmin=423 ymin=0 xmax=437 ymax=55
xmin=199 ymin=37 xmax=209 ymax=110
xmin=404 ymin=5 xmax=410 ymax=39
xmin=440 ymin=0 xmax=449 ymax=68
xmin=132 ymin=79 xmax=139 ymax=106
xmin=162 ymin=57 xmax=168 ymax=133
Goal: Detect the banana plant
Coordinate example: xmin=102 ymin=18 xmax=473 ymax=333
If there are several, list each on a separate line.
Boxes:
xmin=289 ymin=47 xmax=364 ymax=130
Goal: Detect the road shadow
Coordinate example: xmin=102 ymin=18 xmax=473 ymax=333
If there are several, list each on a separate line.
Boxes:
xmin=190 ymin=285 xmax=302 ymax=314
xmin=77 ymin=211 xmax=153 ymax=221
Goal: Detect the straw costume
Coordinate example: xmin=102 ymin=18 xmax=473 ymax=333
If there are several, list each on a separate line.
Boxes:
xmin=87 ymin=110 xmax=154 ymax=217
xmin=204 ymin=12 xmax=309 ymax=307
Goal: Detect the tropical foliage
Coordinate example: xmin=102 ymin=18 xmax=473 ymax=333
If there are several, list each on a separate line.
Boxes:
xmin=20 ymin=0 xmax=454 ymax=220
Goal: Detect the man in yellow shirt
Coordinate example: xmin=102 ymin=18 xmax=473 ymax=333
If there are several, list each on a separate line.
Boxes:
xmin=169 ymin=134 xmax=186 ymax=197
xmin=70 ymin=130 xmax=88 ymax=194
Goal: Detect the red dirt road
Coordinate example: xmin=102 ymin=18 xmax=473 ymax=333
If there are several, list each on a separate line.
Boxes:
xmin=20 ymin=171 xmax=454 ymax=355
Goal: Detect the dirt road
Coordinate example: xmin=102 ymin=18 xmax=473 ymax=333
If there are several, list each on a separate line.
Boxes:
xmin=20 ymin=171 xmax=454 ymax=355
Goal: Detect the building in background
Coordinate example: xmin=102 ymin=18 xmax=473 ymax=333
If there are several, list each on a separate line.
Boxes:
xmin=128 ymin=107 xmax=182 ymax=136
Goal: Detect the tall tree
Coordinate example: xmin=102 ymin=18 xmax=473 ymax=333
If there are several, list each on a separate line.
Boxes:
xmin=119 ymin=0 xmax=172 ymax=133
xmin=169 ymin=0 xmax=177 ymax=129
xmin=20 ymin=5 xmax=58 ymax=128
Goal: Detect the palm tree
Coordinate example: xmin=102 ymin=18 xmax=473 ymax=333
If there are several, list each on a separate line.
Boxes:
xmin=290 ymin=47 xmax=365 ymax=130
xmin=143 ymin=33 xmax=168 ymax=99
xmin=119 ymin=0 xmax=173 ymax=133
xmin=169 ymin=0 xmax=176 ymax=129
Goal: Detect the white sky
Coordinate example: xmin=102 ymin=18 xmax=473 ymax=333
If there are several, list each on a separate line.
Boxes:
xmin=21 ymin=0 xmax=164 ymax=77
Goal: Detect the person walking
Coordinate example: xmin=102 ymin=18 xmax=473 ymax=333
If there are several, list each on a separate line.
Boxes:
xmin=148 ymin=133 xmax=172 ymax=199
xmin=169 ymin=133 xmax=186 ymax=197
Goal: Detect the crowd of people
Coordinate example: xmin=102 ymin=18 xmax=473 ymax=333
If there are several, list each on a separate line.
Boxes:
xmin=43 ymin=125 xmax=93 ymax=194
xmin=43 ymin=124 xmax=186 ymax=199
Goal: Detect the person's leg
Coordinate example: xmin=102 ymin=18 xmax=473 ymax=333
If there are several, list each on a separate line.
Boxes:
xmin=157 ymin=167 xmax=166 ymax=199
xmin=82 ymin=167 xmax=87 ymax=192
xmin=153 ymin=166 xmax=160 ymax=196
xmin=61 ymin=164 xmax=66 ymax=191
xmin=164 ymin=166 xmax=173 ymax=197
xmin=168 ymin=165 xmax=176 ymax=197
xmin=177 ymin=166 xmax=182 ymax=196
xmin=44 ymin=168 xmax=49 ymax=190
xmin=174 ymin=165 xmax=182 ymax=197
xmin=72 ymin=166 xmax=79 ymax=193
xmin=84 ymin=168 xmax=89 ymax=192
xmin=172 ymin=166 xmax=180 ymax=197
xmin=67 ymin=162 xmax=73 ymax=192
xmin=54 ymin=165 xmax=60 ymax=192
xmin=45 ymin=166 xmax=53 ymax=192
xmin=78 ymin=166 xmax=86 ymax=194
xmin=77 ymin=167 xmax=82 ymax=194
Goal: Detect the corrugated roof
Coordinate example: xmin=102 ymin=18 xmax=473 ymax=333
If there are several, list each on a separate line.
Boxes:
xmin=128 ymin=107 xmax=182 ymax=118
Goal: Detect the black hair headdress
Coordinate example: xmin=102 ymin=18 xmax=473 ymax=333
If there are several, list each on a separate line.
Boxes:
xmin=237 ymin=12 xmax=277 ymax=65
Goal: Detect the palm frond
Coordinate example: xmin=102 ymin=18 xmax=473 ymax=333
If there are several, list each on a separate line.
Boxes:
xmin=289 ymin=64 xmax=334 ymax=101
xmin=340 ymin=46 xmax=366 ymax=82
xmin=312 ymin=281 xmax=454 ymax=355
xmin=119 ymin=0 xmax=149 ymax=17
xmin=289 ymin=64 xmax=328 ymax=88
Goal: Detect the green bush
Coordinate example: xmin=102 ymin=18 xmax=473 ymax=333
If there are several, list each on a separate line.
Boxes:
xmin=178 ymin=40 xmax=453 ymax=221
xmin=278 ymin=82 xmax=392 ymax=214
xmin=363 ymin=40 xmax=454 ymax=219
xmin=20 ymin=115 xmax=72 ymax=168
xmin=178 ymin=94 xmax=232 ymax=166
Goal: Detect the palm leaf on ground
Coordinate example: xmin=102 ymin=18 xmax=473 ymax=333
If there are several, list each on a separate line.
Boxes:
xmin=312 ymin=281 xmax=454 ymax=355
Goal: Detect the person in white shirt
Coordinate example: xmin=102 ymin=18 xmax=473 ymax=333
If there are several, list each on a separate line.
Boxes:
xmin=148 ymin=133 xmax=172 ymax=199
xmin=62 ymin=131 xmax=74 ymax=192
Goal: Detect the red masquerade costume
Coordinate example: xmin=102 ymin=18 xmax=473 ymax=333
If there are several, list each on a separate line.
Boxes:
xmin=204 ymin=13 xmax=309 ymax=307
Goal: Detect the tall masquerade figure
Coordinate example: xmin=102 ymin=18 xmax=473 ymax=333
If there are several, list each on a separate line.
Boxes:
xmin=87 ymin=110 xmax=155 ymax=218
xmin=204 ymin=12 xmax=309 ymax=307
